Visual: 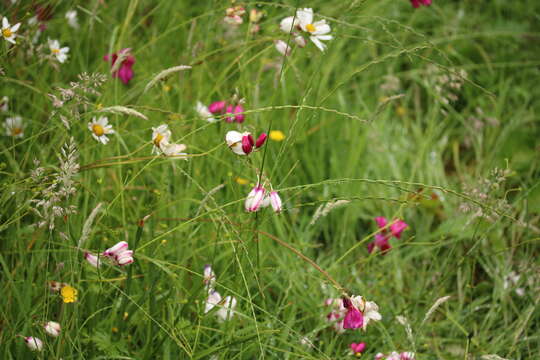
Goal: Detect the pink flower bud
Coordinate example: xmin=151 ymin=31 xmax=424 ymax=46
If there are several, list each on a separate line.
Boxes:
xmin=24 ymin=337 xmax=43 ymax=351
xmin=245 ymin=186 xmax=265 ymax=212
xmin=233 ymin=105 xmax=245 ymax=123
xmin=208 ymin=101 xmax=226 ymax=114
xmin=241 ymin=135 xmax=253 ymax=155
xmin=44 ymin=321 xmax=61 ymax=337
xmin=255 ymin=133 xmax=267 ymax=148
xmin=225 ymin=105 xmax=235 ymax=122
xmin=103 ymin=241 xmax=129 ymax=257
xmin=269 ymin=191 xmax=282 ymax=213
xmin=84 ymin=252 xmax=101 ymax=268
xmin=350 ymin=342 xmax=366 ymax=355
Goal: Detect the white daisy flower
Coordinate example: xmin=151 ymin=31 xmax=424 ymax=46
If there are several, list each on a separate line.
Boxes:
xmin=195 ymin=101 xmax=217 ymax=122
xmin=1 ymin=17 xmax=20 ymax=44
xmin=65 ymin=10 xmax=79 ymax=29
xmin=151 ymin=124 xmax=172 ymax=154
xmin=48 ymin=39 xmax=70 ymax=63
xmin=0 ymin=96 xmax=8 ymax=112
xmin=3 ymin=116 xmax=24 ymax=137
xmin=280 ymin=8 xmax=332 ymax=52
xmin=88 ymin=116 xmax=114 ymax=144
xmin=161 ymin=141 xmax=188 ymax=159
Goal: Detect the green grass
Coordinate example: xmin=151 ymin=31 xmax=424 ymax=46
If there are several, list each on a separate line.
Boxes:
xmin=1 ymin=0 xmax=539 ymax=359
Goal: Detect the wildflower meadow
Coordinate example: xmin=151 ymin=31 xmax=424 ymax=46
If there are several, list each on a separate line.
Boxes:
xmin=1 ymin=0 xmax=539 ymax=359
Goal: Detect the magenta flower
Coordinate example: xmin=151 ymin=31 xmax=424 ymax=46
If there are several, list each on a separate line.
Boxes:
xmin=342 ymin=297 xmax=364 ymax=330
xmin=207 ymin=101 xmax=245 ymax=123
xmin=104 ymin=48 xmax=135 ymax=85
xmin=350 ymin=342 xmax=366 ymax=355
xmin=368 ymin=217 xmax=408 ymax=254
xmin=410 ymin=0 xmax=432 ymax=8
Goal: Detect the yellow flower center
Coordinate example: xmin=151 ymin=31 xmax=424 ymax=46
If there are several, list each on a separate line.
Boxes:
xmin=306 ymin=23 xmax=316 ymax=33
xmin=2 ymin=28 xmax=12 ymax=38
xmin=92 ymin=124 xmax=105 ymax=136
xmin=154 ymin=133 xmax=164 ymax=147
xmin=52 ymin=48 xmax=60 ymax=54
xmin=11 ymin=127 xmax=22 ymax=136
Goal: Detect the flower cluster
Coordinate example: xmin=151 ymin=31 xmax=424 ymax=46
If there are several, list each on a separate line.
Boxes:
xmin=278 ymin=8 xmax=332 ymax=53
xmin=367 ymin=217 xmax=408 ymax=254
xmin=203 ymin=265 xmax=238 ymax=322
xmin=225 ymin=130 xmax=266 ymax=156
xmin=200 ymin=100 xmax=246 ymax=123
xmin=102 ymin=241 xmax=134 ymax=266
xmin=325 ymin=295 xmax=381 ymax=332
xmin=245 ymin=185 xmax=282 ymax=213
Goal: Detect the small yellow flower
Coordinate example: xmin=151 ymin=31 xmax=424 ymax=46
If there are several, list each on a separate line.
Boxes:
xmin=60 ymin=285 xmax=78 ymax=303
xmin=96 ymin=103 xmax=103 ymax=110
xmin=163 ymin=84 xmax=171 ymax=92
xmin=269 ymin=130 xmax=286 ymax=141
xmin=235 ymin=177 xmax=249 ymax=185
xmin=112 ymin=327 xmax=119 ymax=333
xmin=396 ymin=105 xmax=407 ymax=117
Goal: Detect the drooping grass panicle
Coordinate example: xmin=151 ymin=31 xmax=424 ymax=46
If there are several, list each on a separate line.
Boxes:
xmin=77 ymin=202 xmax=103 ymax=249
xmin=144 ymin=65 xmax=192 ymax=93
xmin=309 ymin=200 xmax=350 ymax=226
xmin=422 ymin=295 xmax=451 ymax=324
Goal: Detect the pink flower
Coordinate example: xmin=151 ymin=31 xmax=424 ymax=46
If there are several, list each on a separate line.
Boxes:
xmin=255 ymin=133 xmax=267 ymax=148
xmin=103 ymin=241 xmax=134 ymax=266
xmin=342 ymin=297 xmax=364 ymax=330
xmin=103 ymin=241 xmax=128 ymax=257
xmin=410 ymin=0 xmax=432 ymax=8
xmin=324 ymin=298 xmax=346 ymax=333
xmin=241 ymin=133 xmax=254 ymax=155
xmin=368 ymin=217 xmax=408 ymax=254
xmin=390 ymin=220 xmax=408 ymax=239
xmin=245 ymin=185 xmax=265 ymax=212
xmin=269 ymin=191 xmax=282 ymax=213
xmin=208 ymin=101 xmax=246 ymax=123
xmin=350 ymin=342 xmax=366 ymax=355
xmin=84 ymin=252 xmax=101 ymax=268
xmin=104 ymin=48 xmax=135 ymax=85
xmin=208 ymin=101 xmax=226 ymax=114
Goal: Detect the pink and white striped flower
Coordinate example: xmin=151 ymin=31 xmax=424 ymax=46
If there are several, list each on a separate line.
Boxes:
xmin=245 ymin=185 xmax=265 ymax=212
xmin=103 ymin=241 xmax=134 ymax=266
xmin=84 ymin=252 xmax=101 ymax=268
xmin=44 ymin=321 xmax=61 ymax=337
xmin=24 ymin=337 xmax=43 ymax=351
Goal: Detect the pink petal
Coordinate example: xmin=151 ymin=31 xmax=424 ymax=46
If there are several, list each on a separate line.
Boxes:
xmin=343 ymin=307 xmax=363 ymax=329
xmin=375 ymin=216 xmax=388 ymax=229
xmin=390 ymin=220 xmax=408 ymax=239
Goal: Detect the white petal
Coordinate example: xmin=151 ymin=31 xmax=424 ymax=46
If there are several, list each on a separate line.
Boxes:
xmin=2 ymin=17 xmax=9 ymax=29
xmin=279 ymin=16 xmax=296 ymax=33
xmin=11 ymin=22 xmax=21 ymax=32
xmin=312 ymin=22 xmax=331 ymax=35
xmin=310 ymin=37 xmax=327 ymax=52
xmin=296 ymin=8 xmax=313 ymax=28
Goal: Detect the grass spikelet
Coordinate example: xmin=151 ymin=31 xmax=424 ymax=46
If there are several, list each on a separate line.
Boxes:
xmin=422 ymin=296 xmax=451 ymax=324
xmin=97 ymin=106 xmax=148 ymax=120
xmin=309 ymin=200 xmax=350 ymax=225
xmin=144 ymin=65 xmax=192 ymax=93
xmin=77 ymin=202 xmax=103 ymax=249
